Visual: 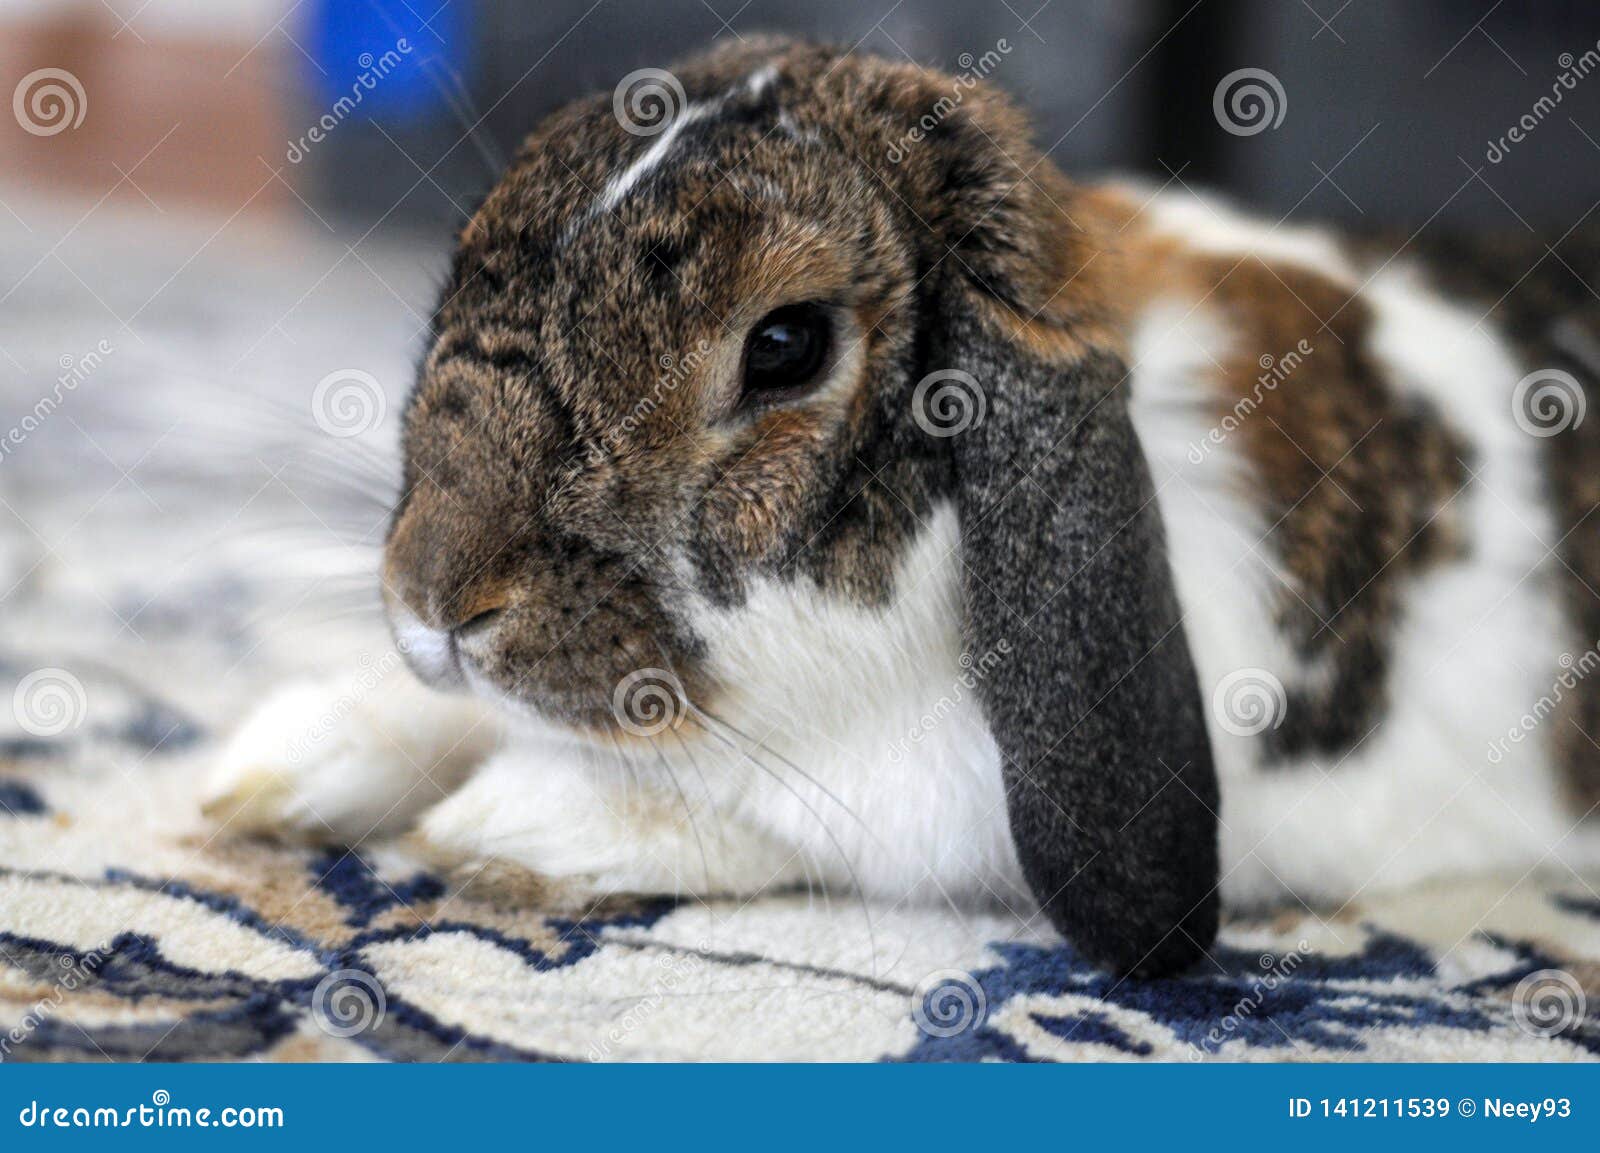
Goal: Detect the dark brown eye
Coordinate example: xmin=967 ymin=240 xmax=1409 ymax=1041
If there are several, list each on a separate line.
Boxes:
xmin=741 ymin=303 xmax=832 ymax=395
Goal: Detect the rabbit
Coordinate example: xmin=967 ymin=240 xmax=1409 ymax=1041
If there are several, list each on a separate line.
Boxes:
xmin=204 ymin=37 xmax=1600 ymax=976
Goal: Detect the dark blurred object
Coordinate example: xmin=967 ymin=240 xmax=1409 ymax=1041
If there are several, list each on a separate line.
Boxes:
xmin=303 ymin=0 xmax=1152 ymax=226
xmin=301 ymin=0 xmax=1600 ymax=234
xmin=5 ymin=1 xmax=1597 ymax=234
xmin=1165 ymin=0 xmax=1600 ymax=227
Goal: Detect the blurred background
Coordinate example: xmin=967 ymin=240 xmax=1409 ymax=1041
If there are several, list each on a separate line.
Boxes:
xmin=1 ymin=0 xmax=1599 ymax=738
xmin=7 ymin=0 xmax=1600 ymax=235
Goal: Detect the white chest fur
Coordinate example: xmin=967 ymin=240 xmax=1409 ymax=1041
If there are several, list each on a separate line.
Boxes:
xmin=684 ymin=504 xmax=1029 ymax=910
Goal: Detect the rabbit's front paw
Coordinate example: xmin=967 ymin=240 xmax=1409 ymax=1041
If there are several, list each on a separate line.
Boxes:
xmin=416 ymin=755 xmax=636 ymax=880
xmin=202 ymin=677 xmax=486 ymax=841
xmin=416 ymin=750 xmax=800 ymax=900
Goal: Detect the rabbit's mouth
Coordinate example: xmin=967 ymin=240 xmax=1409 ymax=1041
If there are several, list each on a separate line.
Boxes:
xmin=386 ymin=583 xmax=714 ymax=738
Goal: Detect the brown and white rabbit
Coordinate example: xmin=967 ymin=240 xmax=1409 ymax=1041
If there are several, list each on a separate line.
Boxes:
xmin=204 ymin=38 xmax=1600 ymax=975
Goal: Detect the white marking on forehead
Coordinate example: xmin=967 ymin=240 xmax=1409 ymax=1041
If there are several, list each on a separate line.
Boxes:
xmin=597 ymin=101 xmax=717 ymax=215
xmin=744 ymin=63 xmax=779 ymax=97
xmin=586 ymin=64 xmax=785 ymax=223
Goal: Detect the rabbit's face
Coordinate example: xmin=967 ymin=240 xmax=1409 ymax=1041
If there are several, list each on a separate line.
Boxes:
xmin=382 ymin=43 xmax=986 ymax=734
xmin=382 ymin=39 xmax=1221 ymax=974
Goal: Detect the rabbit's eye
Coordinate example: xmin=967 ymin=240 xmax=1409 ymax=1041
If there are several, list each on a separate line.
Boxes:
xmin=741 ymin=303 xmax=832 ymax=396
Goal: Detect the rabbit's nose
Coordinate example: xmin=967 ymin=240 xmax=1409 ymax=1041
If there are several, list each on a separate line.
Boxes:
xmin=449 ymin=603 xmax=506 ymax=664
xmin=403 ymin=593 xmax=510 ymax=688
xmin=432 ymin=587 xmax=511 ymax=637
xmin=388 ymin=601 xmax=464 ymax=689
xmin=452 ymin=605 xmax=504 ymax=638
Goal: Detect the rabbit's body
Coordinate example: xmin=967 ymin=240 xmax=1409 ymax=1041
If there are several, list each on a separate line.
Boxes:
xmin=1119 ymin=186 xmax=1600 ymax=906
xmin=205 ymin=40 xmax=1600 ymax=972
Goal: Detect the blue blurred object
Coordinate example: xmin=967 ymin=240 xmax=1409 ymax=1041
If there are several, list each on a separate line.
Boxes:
xmin=303 ymin=0 xmax=475 ymax=122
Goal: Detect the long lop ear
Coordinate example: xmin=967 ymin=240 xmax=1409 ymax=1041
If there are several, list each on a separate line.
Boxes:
xmin=900 ymin=98 xmax=1220 ymax=974
xmin=938 ymin=306 xmax=1220 ymax=976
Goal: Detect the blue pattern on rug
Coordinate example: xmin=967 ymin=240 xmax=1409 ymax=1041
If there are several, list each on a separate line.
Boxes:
xmin=0 ymin=781 xmax=47 ymax=816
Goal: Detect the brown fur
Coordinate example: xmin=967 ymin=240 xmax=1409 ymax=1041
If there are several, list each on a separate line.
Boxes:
xmin=1096 ymin=203 xmax=1470 ymax=759
xmin=384 ymin=37 xmax=1112 ymax=729
xmin=385 ymin=35 xmax=1570 ymax=795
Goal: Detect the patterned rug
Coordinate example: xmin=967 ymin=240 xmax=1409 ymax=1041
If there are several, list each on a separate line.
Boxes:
xmin=2 ymin=195 xmax=1599 ymax=1062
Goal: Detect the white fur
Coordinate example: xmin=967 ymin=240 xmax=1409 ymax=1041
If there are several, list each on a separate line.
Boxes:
xmin=217 ymin=189 xmax=1600 ymax=926
xmin=1118 ymin=179 xmax=1361 ymax=288
xmin=596 ymin=101 xmax=718 ymax=215
xmin=388 ymin=602 xmax=461 ymax=688
xmin=202 ymin=674 xmax=494 ymax=840
xmin=594 ymin=65 xmax=779 ymax=218
xmin=1125 ymin=192 xmax=1600 ymax=907
xmin=678 ymin=503 xmax=1027 ymax=911
xmin=419 ymin=504 xmax=1027 ymax=911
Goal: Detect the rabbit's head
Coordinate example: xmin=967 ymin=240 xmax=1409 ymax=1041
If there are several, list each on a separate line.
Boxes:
xmin=383 ymin=38 xmax=1218 ymax=975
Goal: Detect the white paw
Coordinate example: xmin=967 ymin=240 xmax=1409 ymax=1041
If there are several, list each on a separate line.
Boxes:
xmin=418 ymin=753 xmax=637 ymax=879
xmin=202 ymin=676 xmax=490 ymax=841
xmin=417 ymin=747 xmax=799 ymax=900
